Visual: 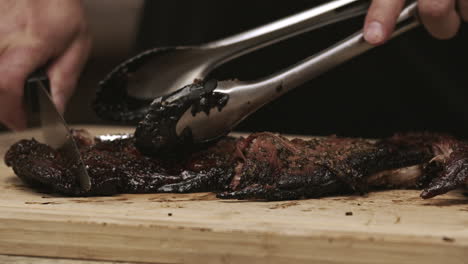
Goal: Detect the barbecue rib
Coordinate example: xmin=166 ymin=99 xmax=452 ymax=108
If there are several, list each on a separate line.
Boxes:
xmin=4 ymin=131 xmax=468 ymax=200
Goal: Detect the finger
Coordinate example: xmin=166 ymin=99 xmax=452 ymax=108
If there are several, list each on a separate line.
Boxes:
xmin=458 ymin=0 xmax=468 ymax=21
xmin=47 ymin=32 xmax=92 ymax=115
xmin=364 ymin=0 xmax=406 ymax=45
xmin=419 ymin=0 xmax=460 ymax=39
xmin=0 ymin=86 xmax=26 ymax=130
xmin=0 ymin=44 xmax=52 ymax=130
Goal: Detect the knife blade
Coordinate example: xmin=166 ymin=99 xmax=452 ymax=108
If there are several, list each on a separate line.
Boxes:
xmin=26 ymin=72 xmax=91 ymax=192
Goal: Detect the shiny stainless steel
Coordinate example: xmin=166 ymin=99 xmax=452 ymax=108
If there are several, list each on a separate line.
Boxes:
xmin=176 ymin=2 xmax=420 ymax=143
xmin=29 ymin=77 xmax=91 ymax=191
xmin=127 ymin=0 xmax=369 ymax=99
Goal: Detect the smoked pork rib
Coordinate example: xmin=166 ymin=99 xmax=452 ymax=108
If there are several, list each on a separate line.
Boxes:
xmin=4 ymin=131 xmax=468 ymax=200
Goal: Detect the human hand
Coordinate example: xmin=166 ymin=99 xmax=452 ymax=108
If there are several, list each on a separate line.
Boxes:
xmin=0 ymin=0 xmax=92 ymax=130
xmin=364 ymin=0 xmax=468 ymax=45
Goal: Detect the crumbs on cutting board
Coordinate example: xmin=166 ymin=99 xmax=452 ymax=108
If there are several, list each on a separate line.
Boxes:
xmin=25 ymin=201 xmax=60 ymax=205
xmin=442 ymin=237 xmax=455 ymax=243
xmin=268 ymin=201 xmax=299 ymax=209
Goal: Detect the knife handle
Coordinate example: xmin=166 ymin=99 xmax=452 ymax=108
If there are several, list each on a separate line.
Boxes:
xmin=24 ymin=68 xmax=50 ymax=127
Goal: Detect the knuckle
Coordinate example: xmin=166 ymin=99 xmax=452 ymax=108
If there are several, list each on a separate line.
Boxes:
xmin=419 ymin=0 xmax=452 ymax=18
xmin=20 ymin=44 xmax=46 ymax=56
xmin=7 ymin=44 xmax=47 ymax=64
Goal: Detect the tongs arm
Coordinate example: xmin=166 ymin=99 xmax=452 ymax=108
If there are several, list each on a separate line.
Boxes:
xmin=134 ymin=1 xmax=420 ymax=155
xmin=224 ymin=2 xmax=420 ymax=107
xmin=174 ymin=2 xmax=420 ymax=144
xmin=202 ymin=0 xmax=370 ymax=64
xmin=98 ymin=0 xmax=373 ymax=108
xmin=269 ymin=2 xmax=419 ymax=93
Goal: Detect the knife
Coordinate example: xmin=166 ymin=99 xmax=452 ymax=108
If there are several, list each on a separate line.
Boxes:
xmin=25 ymin=71 xmax=91 ymax=192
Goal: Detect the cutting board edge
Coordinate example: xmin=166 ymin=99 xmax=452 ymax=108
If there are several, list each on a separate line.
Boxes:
xmin=1 ymin=213 xmax=467 ymax=264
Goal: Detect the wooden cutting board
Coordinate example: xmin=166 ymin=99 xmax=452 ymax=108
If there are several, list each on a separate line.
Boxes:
xmin=0 ymin=125 xmax=467 ymax=264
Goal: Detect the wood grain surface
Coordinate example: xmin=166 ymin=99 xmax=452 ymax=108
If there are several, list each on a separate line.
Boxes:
xmin=0 ymin=125 xmax=467 ymax=264
xmin=0 ymin=254 xmax=139 ymax=264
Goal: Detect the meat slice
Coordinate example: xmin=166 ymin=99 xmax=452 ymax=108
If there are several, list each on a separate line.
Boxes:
xmin=4 ymin=131 xmax=468 ymax=200
xmin=5 ymin=135 xmax=238 ymax=196
xmin=377 ymin=133 xmax=468 ymax=198
xmin=217 ymin=132 xmax=432 ymax=200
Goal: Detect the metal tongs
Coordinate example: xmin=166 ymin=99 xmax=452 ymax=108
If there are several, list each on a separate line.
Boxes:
xmin=25 ymin=71 xmax=91 ymax=192
xmin=131 ymin=0 xmax=420 ymax=153
xmin=174 ymin=1 xmax=420 ymax=144
xmin=126 ymin=0 xmax=373 ymax=99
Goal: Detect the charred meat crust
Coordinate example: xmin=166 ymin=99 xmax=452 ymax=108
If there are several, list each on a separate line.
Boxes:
xmin=5 ymin=133 xmax=238 ymax=196
xmin=134 ymin=80 xmax=229 ymax=157
xmin=377 ymin=133 xmax=468 ymax=198
xmin=4 ymin=131 xmax=468 ymax=200
xmin=5 ymin=139 xmax=82 ymax=195
xmin=421 ymin=142 xmax=468 ymax=198
xmin=217 ymin=133 xmax=433 ymax=200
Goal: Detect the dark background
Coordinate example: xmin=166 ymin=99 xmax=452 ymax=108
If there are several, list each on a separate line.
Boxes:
xmin=72 ymin=1 xmax=468 ymax=139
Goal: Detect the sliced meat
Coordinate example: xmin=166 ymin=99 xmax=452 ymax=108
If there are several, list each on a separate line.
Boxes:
xmin=4 ymin=131 xmax=468 ymax=200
